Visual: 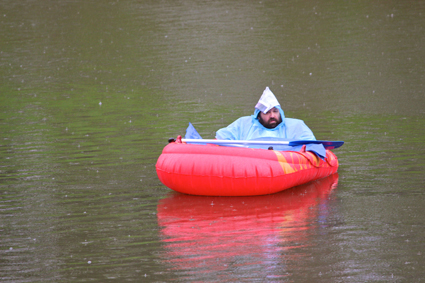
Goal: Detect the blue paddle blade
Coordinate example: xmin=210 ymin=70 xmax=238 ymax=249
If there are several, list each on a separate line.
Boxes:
xmin=287 ymin=140 xmax=344 ymax=149
xmin=246 ymin=137 xmax=326 ymax=159
xmin=248 ymin=137 xmax=344 ymax=149
xmin=185 ymin=122 xmax=203 ymax=139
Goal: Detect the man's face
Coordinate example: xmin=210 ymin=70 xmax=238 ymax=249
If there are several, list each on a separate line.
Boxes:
xmin=258 ymin=107 xmax=282 ymax=129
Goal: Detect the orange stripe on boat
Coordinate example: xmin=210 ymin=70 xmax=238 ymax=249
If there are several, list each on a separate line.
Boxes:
xmin=308 ymin=151 xmax=321 ymax=167
xmin=274 ymin=151 xmax=296 ymax=174
xmin=297 ymin=152 xmax=308 ymax=170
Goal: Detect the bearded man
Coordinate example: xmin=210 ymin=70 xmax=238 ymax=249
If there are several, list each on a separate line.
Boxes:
xmin=215 ymin=87 xmax=316 ymax=141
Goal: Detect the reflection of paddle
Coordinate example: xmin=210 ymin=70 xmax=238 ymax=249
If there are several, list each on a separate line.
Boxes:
xmin=182 ymin=138 xmax=344 ymax=149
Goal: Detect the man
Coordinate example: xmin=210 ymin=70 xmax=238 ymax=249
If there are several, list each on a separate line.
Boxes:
xmin=216 ymin=87 xmax=316 ymax=140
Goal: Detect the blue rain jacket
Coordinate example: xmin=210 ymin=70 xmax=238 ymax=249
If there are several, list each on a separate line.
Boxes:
xmin=216 ymin=106 xmax=316 ymax=140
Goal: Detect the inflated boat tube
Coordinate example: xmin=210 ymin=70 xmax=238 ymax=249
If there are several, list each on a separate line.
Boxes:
xmin=156 ymin=142 xmax=338 ymax=196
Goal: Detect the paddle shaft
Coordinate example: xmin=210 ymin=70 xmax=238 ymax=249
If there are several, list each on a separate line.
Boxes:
xmin=181 ymin=138 xmax=344 ymax=149
xmin=182 ymin=139 xmax=289 ymax=145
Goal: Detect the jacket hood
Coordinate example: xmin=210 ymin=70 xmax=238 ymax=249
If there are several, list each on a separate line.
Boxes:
xmin=255 ymin=87 xmax=280 ymax=114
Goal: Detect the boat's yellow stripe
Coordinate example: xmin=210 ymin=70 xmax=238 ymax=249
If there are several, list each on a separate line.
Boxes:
xmin=274 ymin=151 xmax=296 ymax=174
xmin=307 ymin=151 xmax=321 ymax=167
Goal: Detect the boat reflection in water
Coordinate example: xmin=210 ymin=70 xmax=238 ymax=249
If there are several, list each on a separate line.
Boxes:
xmin=157 ymin=173 xmax=339 ymax=280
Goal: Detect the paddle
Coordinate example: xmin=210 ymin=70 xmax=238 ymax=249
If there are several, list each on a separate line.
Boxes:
xmin=181 ymin=138 xmax=344 ymax=149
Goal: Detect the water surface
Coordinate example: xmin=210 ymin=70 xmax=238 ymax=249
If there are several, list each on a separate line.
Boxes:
xmin=1 ymin=0 xmax=425 ymax=282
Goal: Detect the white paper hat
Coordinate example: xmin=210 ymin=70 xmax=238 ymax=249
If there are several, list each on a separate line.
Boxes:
xmin=255 ymin=87 xmax=280 ymax=114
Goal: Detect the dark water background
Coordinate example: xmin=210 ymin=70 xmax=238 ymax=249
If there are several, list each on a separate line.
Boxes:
xmin=1 ymin=1 xmax=424 ymax=282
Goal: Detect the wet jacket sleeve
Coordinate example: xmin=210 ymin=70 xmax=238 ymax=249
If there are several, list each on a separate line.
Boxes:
xmin=215 ymin=117 xmax=249 ymax=140
xmin=284 ymin=118 xmax=316 ymax=140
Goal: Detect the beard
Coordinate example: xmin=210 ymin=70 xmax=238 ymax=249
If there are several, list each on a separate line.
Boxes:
xmin=258 ymin=115 xmax=282 ymax=129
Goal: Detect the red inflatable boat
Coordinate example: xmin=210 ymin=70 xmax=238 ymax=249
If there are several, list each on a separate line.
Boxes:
xmin=156 ymin=138 xmax=339 ymax=196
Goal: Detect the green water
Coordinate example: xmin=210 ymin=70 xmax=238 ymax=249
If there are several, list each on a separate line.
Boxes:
xmin=1 ymin=0 xmax=425 ymax=282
